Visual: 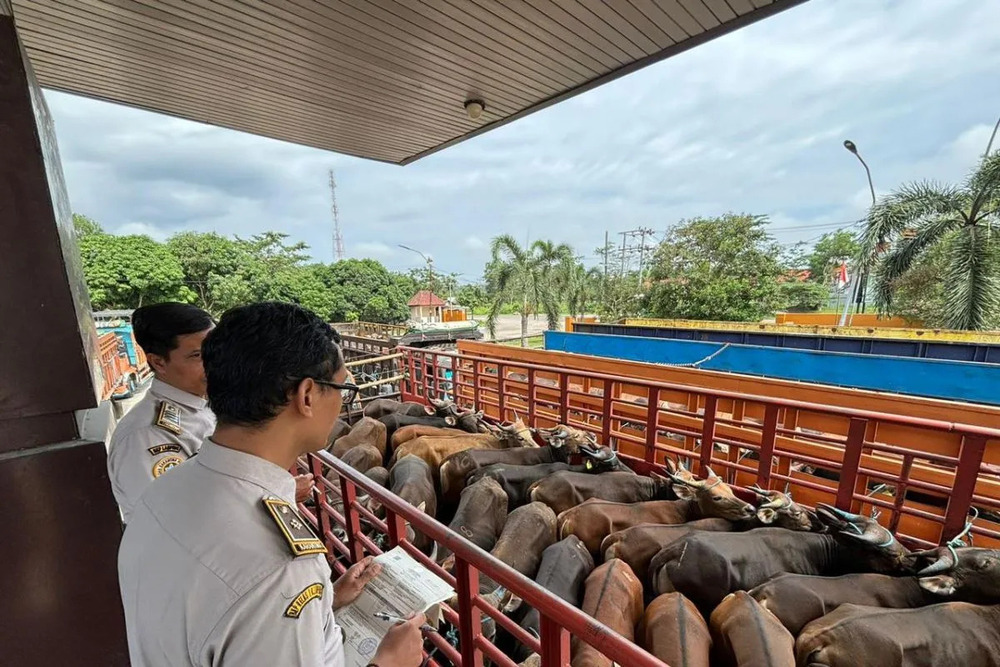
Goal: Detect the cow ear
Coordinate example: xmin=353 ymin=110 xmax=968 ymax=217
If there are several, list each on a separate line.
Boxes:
xmin=919 ymin=574 xmax=957 ymax=596
xmin=445 ymin=415 xmax=457 ymax=426
xmin=424 ymin=404 xmax=436 ymax=416
xmin=672 ymin=484 xmax=695 ymax=500
xmin=705 ymin=466 xmax=719 ymax=479
xmin=757 ymin=507 xmax=777 ymax=524
xmin=416 ymin=501 xmax=427 ymax=513
xmin=503 ymin=594 xmax=523 ymax=614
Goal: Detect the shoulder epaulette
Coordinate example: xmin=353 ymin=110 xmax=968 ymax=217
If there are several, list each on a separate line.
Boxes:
xmin=262 ymin=495 xmax=327 ymax=557
xmin=154 ymin=401 xmax=183 ymax=435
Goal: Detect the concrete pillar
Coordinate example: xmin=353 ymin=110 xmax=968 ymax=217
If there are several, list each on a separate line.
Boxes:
xmin=0 ymin=2 xmax=129 ymax=663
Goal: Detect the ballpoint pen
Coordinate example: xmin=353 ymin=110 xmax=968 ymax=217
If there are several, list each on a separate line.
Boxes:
xmin=372 ymin=611 xmax=439 ymax=634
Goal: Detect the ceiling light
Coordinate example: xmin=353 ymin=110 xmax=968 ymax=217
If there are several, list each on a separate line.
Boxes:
xmin=464 ymin=99 xmax=485 ymax=120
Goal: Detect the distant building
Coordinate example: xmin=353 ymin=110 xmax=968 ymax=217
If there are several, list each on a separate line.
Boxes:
xmin=408 ymin=290 xmax=446 ymax=322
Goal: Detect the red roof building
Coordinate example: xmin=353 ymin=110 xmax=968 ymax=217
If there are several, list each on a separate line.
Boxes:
xmin=407 ymin=290 xmax=446 ymax=307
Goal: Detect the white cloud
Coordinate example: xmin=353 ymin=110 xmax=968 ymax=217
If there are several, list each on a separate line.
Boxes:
xmin=42 ymin=0 xmax=1000 ymax=278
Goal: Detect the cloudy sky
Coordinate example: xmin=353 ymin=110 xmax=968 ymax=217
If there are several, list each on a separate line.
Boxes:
xmin=46 ymin=0 xmax=1000 ymax=282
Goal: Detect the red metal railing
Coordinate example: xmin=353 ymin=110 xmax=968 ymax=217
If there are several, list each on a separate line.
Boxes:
xmin=401 ymin=346 xmax=1000 ymax=549
xmin=302 ymin=451 xmax=667 ymax=667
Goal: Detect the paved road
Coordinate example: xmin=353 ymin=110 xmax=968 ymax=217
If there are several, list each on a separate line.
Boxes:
xmin=474 ymin=313 xmax=564 ymax=341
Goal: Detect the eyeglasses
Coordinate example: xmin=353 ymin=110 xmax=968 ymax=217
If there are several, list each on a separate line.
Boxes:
xmin=301 ymin=378 xmax=359 ymax=405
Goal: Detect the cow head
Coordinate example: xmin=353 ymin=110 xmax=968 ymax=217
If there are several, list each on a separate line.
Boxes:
xmin=815 ymin=503 xmax=912 ymax=570
xmin=497 ymin=419 xmax=539 ymax=448
xmin=536 ymin=425 xmax=599 ymax=456
xmin=580 ymin=446 xmax=626 ymax=473
xmin=748 ymin=486 xmax=821 ymax=531
xmin=667 ymin=466 xmax=756 ymax=520
xmin=453 ymin=409 xmax=485 ymax=433
xmin=915 ymin=546 xmax=1000 ymax=602
xmin=428 ymin=397 xmax=458 ymax=416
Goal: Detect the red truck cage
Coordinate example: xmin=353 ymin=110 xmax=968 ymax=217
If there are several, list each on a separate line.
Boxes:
xmin=303 ymin=345 xmax=1000 ymax=667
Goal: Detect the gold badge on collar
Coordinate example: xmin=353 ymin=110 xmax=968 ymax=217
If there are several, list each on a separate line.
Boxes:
xmin=284 ymin=583 xmax=325 ymax=618
xmin=154 ymin=401 xmax=183 ymax=435
xmin=152 ymin=454 xmax=185 ymax=478
xmin=148 ymin=443 xmax=182 ymax=456
xmin=263 ymin=496 xmax=328 ymax=557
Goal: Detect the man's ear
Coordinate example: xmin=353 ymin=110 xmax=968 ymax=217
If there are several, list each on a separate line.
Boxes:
xmin=147 ymin=352 xmax=169 ymax=374
xmin=294 ymin=378 xmax=317 ymax=417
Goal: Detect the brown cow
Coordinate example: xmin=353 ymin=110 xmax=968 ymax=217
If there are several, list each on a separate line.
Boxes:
xmin=602 ymin=519 xmax=734 ymax=582
xmin=339 ymin=443 xmax=383 ymax=473
xmin=481 ymin=502 xmax=558 ymax=593
xmin=558 ymin=467 xmax=754 ymax=555
xmin=530 ymin=471 xmax=675 ymax=515
xmin=710 ymin=591 xmax=795 ymax=667
xmin=390 ymin=424 xmax=469 ymax=449
xmin=640 ymin=592 xmax=711 ymax=667
xmin=327 ymin=419 xmax=351 ymax=447
xmin=383 ymin=455 xmax=437 ymax=555
xmin=437 ymin=477 xmax=509 ymax=566
xmin=363 ymin=398 xmax=435 ymax=420
xmin=795 ymin=602 xmax=1000 ymax=667
xmin=750 ymin=573 xmax=939 ymax=635
xmin=391 ymin=421 xmax=536 ymax=482
xmin=331 ymin=417 xmax=387 ymax=460
xmin=571 ymin=559 xmax=643 ymax=667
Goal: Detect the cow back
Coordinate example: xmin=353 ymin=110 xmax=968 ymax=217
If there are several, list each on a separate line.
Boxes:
xmin=485 ymin=503 xmax=558 ymax=589
xmin=571 ymin=559 xmax=643 ymax=667
xmin=440 ymin=447 xmax=560 ymax=505
xmin=602 ymin=519 xmax=733 ymax=584
xmin=710 ymin=591 xmax=794 ymax=667
xmin=391 ymin=424 xmax=467 ymax=449
xmin=640 ymin=593 xmax=711 ymax=667
xmin=471 ymin=463 xmax=574 ymax=510
xmin=559 ymin=498 xmax=694 ymax=556
xmin=531 ymin=471 xmax=669 ymax=515
xmin=438 ymin=477 xmax=509 ymax=565
xmin=331 ymin=417 xmax=388 ymax=459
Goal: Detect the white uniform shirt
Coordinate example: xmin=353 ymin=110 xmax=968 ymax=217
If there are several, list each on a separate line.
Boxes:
xmin=118 ymin=439 xmax=344 ymax=667
xmin=108 ymin=378 xmax=216 ymax=523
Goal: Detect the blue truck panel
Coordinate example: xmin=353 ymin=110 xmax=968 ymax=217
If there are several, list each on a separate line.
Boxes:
xmin=544 ymin=331 xmax=1000 ymax=406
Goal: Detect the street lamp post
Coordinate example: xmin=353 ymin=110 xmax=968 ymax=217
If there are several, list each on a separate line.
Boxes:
xmin=842 ymin=140 xmax=877 ymax=323
xmin=399 ymin=244 xmax=434 ymax=291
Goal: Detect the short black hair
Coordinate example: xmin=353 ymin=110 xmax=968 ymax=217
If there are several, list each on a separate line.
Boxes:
xmin=132 ymin=302 xmax=214 ymax=358
xmin=202 ymin=302 xmax=344 ymax=427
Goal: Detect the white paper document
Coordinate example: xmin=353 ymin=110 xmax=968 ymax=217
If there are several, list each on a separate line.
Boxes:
xmin=337 ymin=546 xmax=454 ymax=667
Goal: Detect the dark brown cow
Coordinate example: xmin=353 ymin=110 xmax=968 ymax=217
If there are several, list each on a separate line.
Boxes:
xmin=640 ymin=592 xmax=711 ymax=667
xmin=558 ymin=467 xmax=754 ymax=555
xmin=650 ymin=507 xmax=915 ymax=616
xmin=363 ymin=398 xmax=435 ymax=419
xmin=339 ymin=443 xmax=383 ymax=473
xmin=602 ymin=519 xmax=734 ymax=582
xmin=391 ymin=422 xmax=536 ymax=483
xmin=529 ymin=471 xmax=674 ymax=515
xmin=710 ymin=591 xmax=795 ymax=667
xmin=437 ymin=477 xmax=509 ymax=566
xmin=331 ymin=417 xmax=387 ymax=460
xmin=364 ymin=466 xmax=389 ymax=488
xmin=750 ymin=573 xmax=938 ymax=635
xmin=571 ymin=559 xmax=643 ymax=667
xmin=384 ymin=455 xmax=437 ymax=555
xmin=481 ymin=502 xmax=558 ymax=590
xmin=390 ymin=424 xmax=468 ymax=449
xmin=795 ymin=602 xmax=1000 ymax=667
xmin=913 ymin=546 xmax=1000 ymax=603
xmin=470 ymin=450 xmax=625 ymax=510
xmin=327 ymin=419 xmax=351 ymax=447
xmin=504 ymin=536 xmax=595 ymax=664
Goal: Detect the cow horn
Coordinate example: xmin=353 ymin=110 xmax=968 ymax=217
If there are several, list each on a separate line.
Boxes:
xmin=917 ymin=548 xmax=957 ymax=576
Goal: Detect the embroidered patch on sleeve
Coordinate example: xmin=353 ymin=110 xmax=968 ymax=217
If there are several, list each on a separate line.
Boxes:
xmin=152 ymin=454 xmax=185 ymax=478
xmin=262 ymin=496 xmax=328 ymax=557
xmin=154 ymin=401 xmax=183 ymax=435
xmin=148 ymin=443 xmax=182 ymax=456
xmin=284 ymin=583 xmax=325 ymax=618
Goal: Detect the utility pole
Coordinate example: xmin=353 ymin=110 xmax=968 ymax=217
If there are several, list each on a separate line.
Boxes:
xmin=329 ymin=169 xmax=345 ymax=261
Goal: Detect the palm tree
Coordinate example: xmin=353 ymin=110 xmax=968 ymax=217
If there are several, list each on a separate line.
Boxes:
xmin=558 ymin=261 xmax=602 ymax=320
xmin=859 ymin=146 xmax=1000 ymax=330
xmin=485 ymin=236 xmax=573 ymax=346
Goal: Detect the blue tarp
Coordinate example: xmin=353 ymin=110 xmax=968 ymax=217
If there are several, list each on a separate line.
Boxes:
xmin=544 ymin=331 xmax=1000 ymax=406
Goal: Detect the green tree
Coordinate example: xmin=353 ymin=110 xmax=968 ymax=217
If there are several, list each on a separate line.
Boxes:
xmin=859 ymin=149 xmax=1000 ymax=329
xmin=485 ymin=236 xmax=573 ymax=346
xmin=807 ymin=230 xmax=860 ymax=284
xmin=557 ymin=261 xmax=602 ymax=320
xmin=316 ymin=259 xmax=411 ymax=323
xmin=780 ymin=281 xmax=829 ymax=312
xmin=72 ymin=213 xmax=104 ymax=239
xmin=644 ymin=214 xmax=783 ymax=321
xmin=78 ymin=233 xmax=194 ymax=309
xmin=597 ymin=273 xmax=643 ymax=321
xmin=166 ymin=232 xmax=245 ymax=314
xmin=455 ymin=283 xmax=488 ymax=311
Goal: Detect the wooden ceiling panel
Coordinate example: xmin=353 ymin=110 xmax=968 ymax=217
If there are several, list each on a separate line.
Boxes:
xmin=12 ymin=0 xmax=805 ymax=164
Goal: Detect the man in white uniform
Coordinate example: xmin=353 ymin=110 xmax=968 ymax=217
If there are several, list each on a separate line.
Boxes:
xmin=108 ymin=302 xmax=317 ymax=524
xmin=107 ymin=303 xmax=216 ymax=524
xmin=118 ymin=302 xmax=422 ymax=666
